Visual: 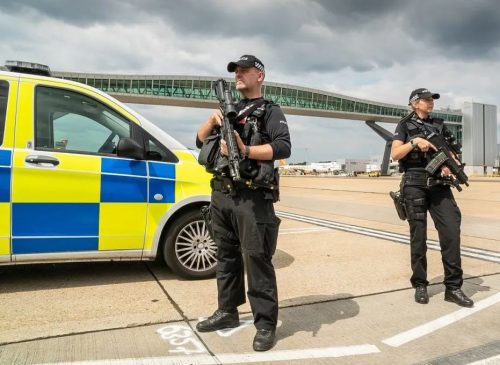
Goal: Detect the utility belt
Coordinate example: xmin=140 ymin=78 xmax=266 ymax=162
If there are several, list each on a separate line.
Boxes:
xmin=211 ymin=175 xmax=279 ymax=201
xmin=403 ymin=171 xmax=449 ymax=188
xmin=210 ymin=175 xmax=263 ymax=194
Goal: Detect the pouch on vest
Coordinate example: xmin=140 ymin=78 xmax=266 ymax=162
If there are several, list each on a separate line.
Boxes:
xmin=239 ymin=158 xmax=260 ymax=179
xmin=198 ymin=134 xmax=220 ymax=173
xmin=254 ymin=161 xmax=275 ymax=186
xmin=260 ymin=166 xmax=280 ymax=203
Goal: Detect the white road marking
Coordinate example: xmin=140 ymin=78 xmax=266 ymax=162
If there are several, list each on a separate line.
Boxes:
xmin=382 ymin=292 xmax=500 ymax=347
xmin=277 ymin=211 xmax=500 ymax=263
xmin=215 ymin=344 xmax=380 ymax=363
xmin=35 ymin=344 xmax=380 ymax=365
xmin=279 ymin=227 xmax=331 ymax=235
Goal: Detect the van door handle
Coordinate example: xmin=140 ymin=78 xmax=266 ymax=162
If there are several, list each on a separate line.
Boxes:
xmin=25 ymin=155 xmax=60 ymax=166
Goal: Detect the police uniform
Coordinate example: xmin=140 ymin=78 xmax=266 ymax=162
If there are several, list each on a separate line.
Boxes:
xmin=196 ymin=94 xmax=291 ymax=336
xmin=394 ymin=113 xmax=464 ymax=291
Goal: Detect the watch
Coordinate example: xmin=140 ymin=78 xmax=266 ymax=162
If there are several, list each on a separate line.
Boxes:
xmin=410 ymin=139 xmax=416 ymax=148
xmin=244 ymin=145 xmax=250 ymax=157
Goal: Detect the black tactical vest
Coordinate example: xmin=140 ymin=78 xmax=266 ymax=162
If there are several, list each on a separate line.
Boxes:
xmin=399 ymin=116 xmax=444 ymax=172
xmin=239 ymin=101 xmax=270 ymax=146
xmin=236 ymin=100 xmax=275 ymax=184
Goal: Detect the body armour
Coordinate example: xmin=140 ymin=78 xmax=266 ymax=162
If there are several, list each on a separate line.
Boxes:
xmin=396 ymin=115 xmax=444 ymax=172
xmin=197 ymin=96 xmax=290 ymax=194
xmin=236 ymin=99 xmax=276 ymax=187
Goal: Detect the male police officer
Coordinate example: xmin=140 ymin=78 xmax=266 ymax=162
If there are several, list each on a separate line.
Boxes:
xmin=195 ymin=55 xmax=291 ymax=351
xmin=391 ymin=88 xmax=473 ymax=308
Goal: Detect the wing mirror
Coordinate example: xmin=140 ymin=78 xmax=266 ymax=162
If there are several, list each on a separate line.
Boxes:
xmin=116 ymin=137 xmax=144 ymax=160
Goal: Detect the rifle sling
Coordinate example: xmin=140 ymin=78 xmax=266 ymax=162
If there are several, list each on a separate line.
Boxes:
xmin=236 ymin=99 xmax=268 ymax=122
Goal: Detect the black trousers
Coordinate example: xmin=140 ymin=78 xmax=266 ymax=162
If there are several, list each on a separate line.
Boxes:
xmin=210 ymin=187 xmax=281 ymax=330
xmin=402 ymin=182 xmax=463 ymax=289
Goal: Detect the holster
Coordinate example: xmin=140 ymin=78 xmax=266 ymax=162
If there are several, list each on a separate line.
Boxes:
xmin=389 ymin=190 xmax=407 ymax=220
xmin=200 ymin=205 xmax=214 ymax=239
xmin=270 ymin=167 xmax=280 ymax=203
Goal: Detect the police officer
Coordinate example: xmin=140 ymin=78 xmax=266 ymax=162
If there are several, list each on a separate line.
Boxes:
xmin=195 ymin=55 xmax=291 ymax=351
xmin=391 ymin=88 xmax=473 ymax=307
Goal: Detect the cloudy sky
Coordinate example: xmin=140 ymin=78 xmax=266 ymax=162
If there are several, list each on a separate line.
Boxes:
xmin=1 ymin=0 xmax=499 ymax=163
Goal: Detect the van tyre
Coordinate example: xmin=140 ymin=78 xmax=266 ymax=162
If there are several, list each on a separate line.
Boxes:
xmin=163 ymin=210 xmax=217 ymax=279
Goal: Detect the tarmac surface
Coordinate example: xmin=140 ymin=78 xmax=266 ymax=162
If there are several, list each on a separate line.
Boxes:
xmin=0 ymin=176 xmax=499 ymax=364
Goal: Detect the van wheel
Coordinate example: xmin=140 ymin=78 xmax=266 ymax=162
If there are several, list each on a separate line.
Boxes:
xmin=163 ymin=210 xmax=217 ymax=279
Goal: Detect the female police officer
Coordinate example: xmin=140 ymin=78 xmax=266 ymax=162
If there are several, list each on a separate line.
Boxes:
xmin=391 ymin=88 xmax=473 ymax=308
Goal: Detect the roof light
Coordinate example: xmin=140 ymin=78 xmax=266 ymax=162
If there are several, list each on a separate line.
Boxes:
xmin=4 ymin=60 xmax=52 ymax=76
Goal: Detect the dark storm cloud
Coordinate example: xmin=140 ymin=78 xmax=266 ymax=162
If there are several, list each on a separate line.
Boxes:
xmin=0 ymin=0 xmax=302 ymax=36
xmin=0 ymin=0 xmax=137 ymax=25
xmin=313 ymin=0 xmax=404 ymax=23
xmin=314 ymin=0 xmax=500 ymax=58
xmin=2 ymin=0 xmax=500 ymax=73
xmin=151 ymin=0 xmax=500 ymax=71
xmin=140 ymin=0 xmax=304 ymax=38
xmin=405 ymin=0 xmax=500 ymax=57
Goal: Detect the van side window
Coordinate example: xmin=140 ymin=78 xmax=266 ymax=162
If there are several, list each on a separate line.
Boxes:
xmin=0 ymin=81 xmax=8 ymax=146
xmin=35 ymin=86 xmax=133 ymax=155
xmin=145 ymin=135 xmax=179 ymax=163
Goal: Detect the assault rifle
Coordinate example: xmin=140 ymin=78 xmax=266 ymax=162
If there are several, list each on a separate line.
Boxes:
xmin=213 ymin=79 xmax=241 ymax=181
xmin=409 ymin=115 xmax=469 ymax=191
xmin=424 ymin=131 xmax=469 ymax=191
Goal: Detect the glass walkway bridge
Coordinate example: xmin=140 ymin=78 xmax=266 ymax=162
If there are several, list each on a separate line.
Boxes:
xmin=51 ymin=71 xmax=465 ymax=174
xmin=53 ymin=72 xmax=463 ymax=125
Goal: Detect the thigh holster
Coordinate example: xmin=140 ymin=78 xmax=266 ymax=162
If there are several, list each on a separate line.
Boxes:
xmin=404 ymin=197 xmax=427 ymax=221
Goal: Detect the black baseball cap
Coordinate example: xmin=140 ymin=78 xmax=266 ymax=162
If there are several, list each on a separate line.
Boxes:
xmin=227 ymin=55 xmax=265 ymax=72
xmin=408 ymin=88 xmax=440 ymax=104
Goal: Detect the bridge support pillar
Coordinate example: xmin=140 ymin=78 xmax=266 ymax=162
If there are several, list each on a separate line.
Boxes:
xmin=365 ymin=121 xmax=394 ymax=176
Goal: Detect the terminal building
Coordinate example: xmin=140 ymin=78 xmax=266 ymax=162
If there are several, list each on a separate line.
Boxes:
xmin=462 ymin=102 xmax=498 ymax=175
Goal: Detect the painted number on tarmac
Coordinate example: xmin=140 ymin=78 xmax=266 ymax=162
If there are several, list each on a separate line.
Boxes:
xmin=157 ymin=325 xmax=207 ymax=355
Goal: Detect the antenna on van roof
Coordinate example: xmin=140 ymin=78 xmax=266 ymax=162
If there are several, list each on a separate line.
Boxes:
xmin=4 ymin=60 xmax=52 ymax=77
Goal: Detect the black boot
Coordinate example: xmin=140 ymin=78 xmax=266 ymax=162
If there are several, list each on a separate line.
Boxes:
xmin=196 ymin=309 xmax=239 ymax=332
xmin=415 ymin=286 xmax=429 ymax=304
xmin=445 ymin=289 xmax=474 ymax=308
xmin=253 ymin=328 xmax=276 ymax=351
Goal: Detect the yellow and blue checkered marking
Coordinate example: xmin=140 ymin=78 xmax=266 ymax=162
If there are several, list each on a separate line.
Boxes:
xmin=11 ymin=156 xmax=178 ymax=255
xmin=101 ymin=158 xmax=147 ymax=202
xmin=0 ymin=149 xmax=11 ymax=202
xmin=0 ymin=149 xmax=11 ymax=256
xmin=12 ymin=203 xmax=99 ymax=254
xmin=13 ymin=203 xmax=99 ymax=236
xmin=148 ymin=161 xmax=175 ymax=203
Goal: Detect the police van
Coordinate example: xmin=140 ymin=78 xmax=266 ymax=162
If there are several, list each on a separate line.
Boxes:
xmin=0 ymin=61 xmax=215 ymax=279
